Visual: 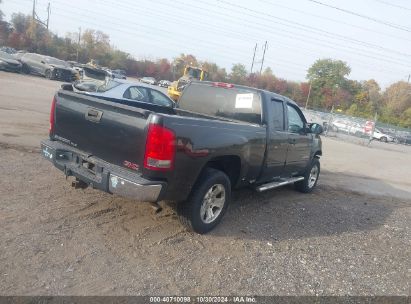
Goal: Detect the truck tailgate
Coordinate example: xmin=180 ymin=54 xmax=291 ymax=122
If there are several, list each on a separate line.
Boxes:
xmin=53 ymin=91 xmax=149 ymax=170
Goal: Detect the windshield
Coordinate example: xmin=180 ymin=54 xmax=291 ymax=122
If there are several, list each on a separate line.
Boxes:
xmin=187 ymin=67 xmax=202 ymax=79
xmin=0 ymin=51 xmax=16 ymax=60
xmin=45 ymin=57 xmax=69 ymax=67
xmin=96 ymin=80 xmax=121 ymax=92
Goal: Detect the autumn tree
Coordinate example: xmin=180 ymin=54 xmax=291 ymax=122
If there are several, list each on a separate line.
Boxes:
xmin=229 ymin=63 xmax=247 ymax=85
xmin=307 ymin=59 xmax=351 ymax=109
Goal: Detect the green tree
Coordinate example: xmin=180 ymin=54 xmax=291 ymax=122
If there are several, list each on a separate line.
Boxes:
xmin=201 ymin=61 xmax=227 ymax=82
xmin=229 ymin=63 xmax=247 ymax=84
xmin=307 ymin=58 xmax=351 ymax=109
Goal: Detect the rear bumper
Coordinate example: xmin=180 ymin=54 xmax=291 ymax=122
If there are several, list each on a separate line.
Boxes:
xmin=40 ymin=139 xmax=165 ymax=202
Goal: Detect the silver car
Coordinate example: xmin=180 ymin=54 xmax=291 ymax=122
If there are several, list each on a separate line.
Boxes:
xmin=20 ymin=53 xmax=77 ymax=81
xmin=79 ymin=79 xmax=174 ymax=107
xmin=140 ymin=77 xmax=156 ymax=85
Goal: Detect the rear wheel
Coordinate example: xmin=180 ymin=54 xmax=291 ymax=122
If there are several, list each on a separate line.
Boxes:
xmin=295 ymin=158 xmax=320 ymax=193
xmin=177 ymin=168 xmax=231 ymax=234
xmin=380 ymin=136 xmax=387 ymax=143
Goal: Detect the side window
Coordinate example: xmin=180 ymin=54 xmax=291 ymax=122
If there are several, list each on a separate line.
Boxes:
xmin=150 ymin=90 xmax=173 ymax=107
xmin=287 ymin=104 xmax=304 ymax=133
xmin=271 ymin=99 xmax=284 ymax=131
xmin=123 ymin=86 xmax=149 ymax=102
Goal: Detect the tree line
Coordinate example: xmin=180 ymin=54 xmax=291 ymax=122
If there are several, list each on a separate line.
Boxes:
xmin=0 ymin=10 xmax=410 ymax=128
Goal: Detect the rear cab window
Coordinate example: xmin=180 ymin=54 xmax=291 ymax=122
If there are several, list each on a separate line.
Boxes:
xmin=178 ymin=83 xmax=262 ymax=124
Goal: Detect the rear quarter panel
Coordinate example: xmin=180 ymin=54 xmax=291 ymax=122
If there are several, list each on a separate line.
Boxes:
xmin=144 ymin=113 xmax=267 ymax=201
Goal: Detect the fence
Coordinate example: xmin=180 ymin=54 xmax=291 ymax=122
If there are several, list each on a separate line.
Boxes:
xmin=301 ymin=109 xmax=411 ymax=146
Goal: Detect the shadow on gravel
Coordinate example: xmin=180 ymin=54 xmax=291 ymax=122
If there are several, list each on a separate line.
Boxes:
xmin=209 ymin=171 xmax=409 ymax=241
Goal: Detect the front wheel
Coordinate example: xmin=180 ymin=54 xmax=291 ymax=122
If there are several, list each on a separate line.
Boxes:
xmin=380 ymin=136 xmax=387 ymax=143
xmin=177 ymin=168 xmax=231 ymax=234
xmin=22 ymin=64 xmax=30 ymax=74
xmin=45 ymin=69 xmax=53 ymax=80
xmin=295 ymin=158 xmax=320 ymax=193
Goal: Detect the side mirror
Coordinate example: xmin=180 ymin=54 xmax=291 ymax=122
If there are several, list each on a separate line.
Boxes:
xmin=61 ymin=83 xmax=73 ymax=91
xmin=310 ymin=123 xmax=323 ymax=135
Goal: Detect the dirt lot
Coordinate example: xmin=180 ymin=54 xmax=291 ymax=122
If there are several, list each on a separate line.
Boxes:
xmin=0 ymin=72 xmax=410 ymax=296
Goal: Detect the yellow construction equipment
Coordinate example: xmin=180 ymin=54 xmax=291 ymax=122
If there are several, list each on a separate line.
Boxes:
xmin=168 ymin=66 xmax=208 ymax=101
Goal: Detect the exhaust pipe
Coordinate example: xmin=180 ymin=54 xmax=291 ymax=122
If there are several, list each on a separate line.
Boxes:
xmin=149 ymin=202 xmax=163 ymax=213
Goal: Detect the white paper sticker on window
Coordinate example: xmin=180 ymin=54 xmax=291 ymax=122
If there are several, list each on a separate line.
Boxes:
xmin=235 ymin=93 xmax=253 ymax=108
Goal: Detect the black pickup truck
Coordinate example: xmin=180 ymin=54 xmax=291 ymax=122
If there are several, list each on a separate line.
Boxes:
xmin=41 ymin=81 xmax=323 ymax=233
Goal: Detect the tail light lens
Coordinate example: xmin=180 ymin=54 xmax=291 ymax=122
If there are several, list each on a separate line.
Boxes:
xmin=49 ymin=96 xmax=57 ymax=136
xmin=144 ymin=123 xmax=176 ymax=171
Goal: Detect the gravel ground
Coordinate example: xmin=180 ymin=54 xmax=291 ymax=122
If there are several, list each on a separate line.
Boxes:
xmin=0 ymin=72 xmax=410 ymax=296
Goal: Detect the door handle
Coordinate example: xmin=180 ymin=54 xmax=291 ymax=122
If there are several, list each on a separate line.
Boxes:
xmin=288 ymin=138 xmax=296 ymax=144
xmin=85 ymin=108 xmax=103 ymax=123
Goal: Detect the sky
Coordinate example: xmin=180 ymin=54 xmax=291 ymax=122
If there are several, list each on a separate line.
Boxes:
xmin=2 ymin=0 xmax=411 ymax=88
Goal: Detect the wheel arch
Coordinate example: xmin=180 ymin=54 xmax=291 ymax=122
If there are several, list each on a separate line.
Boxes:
xmin=197 ymin=155 xmax=242 ymax=189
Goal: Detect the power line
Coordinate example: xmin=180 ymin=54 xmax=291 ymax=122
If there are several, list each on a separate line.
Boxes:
xmin=374 ymin=0 xmax=411 ymax=11
xmin=59 ymin=0 xmax=411 ymax=73
xmin=8 ymin=0 xmax=409 ymax=80
xmin=131 ymin=0 xmax=411 ymax=67
xmin=215 ymin=0 xmax=411 ymax=58
xmin=307 ymin=0 xmax=411 ymax=33
xmin=257 ymin=0 xmax=411 ymax=42
xmin=33 ymin=1 xmax=305 ymax=76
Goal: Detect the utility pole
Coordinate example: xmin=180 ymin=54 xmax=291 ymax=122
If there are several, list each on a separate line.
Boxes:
xmin=250 ymin=43 xmax=257 ymax=74
xmin=76 ymin=27 xmax=81 ymax=62
xmin=305 ymin=82 xmax=312 ymax=109
xmin=46 ymin=3 xmax=50 ymax=29
xmin=259 ymin=41 xmax=267 ymax=74
xmin=32 ymin=0 xmax=36 ymax=20
xmin=408 ymin=74 xmax=410 ymax=83
xmin=31 ymin=0 xmax=51 ymax=29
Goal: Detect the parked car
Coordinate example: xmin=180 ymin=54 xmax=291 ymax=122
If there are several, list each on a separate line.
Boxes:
xmin=41 ymin=81 xmax=323 ymax=234
xmin=73 ymin=79 xmax=174 ymax=107
xmin=140 ymin=76 xmax=157 ymax=85
xmin=111 ymin=69 xmax=127 ymax=80
xmin=20 ymin=53 xmax=78 ymax=81
xmin=14 ymin=50 xmax=27 ymax=61
xmin=331 ymin=119 xmax=351 ymax=133
xmin=0 ymin=50 xmax=22 ymax=73
xmin=158 ymin=80 xmax=171 ymax=88
xmin=349 ymin=122 xmax=366 ymax=136
xmin=0 ymin=46 xmax=16 ymax=54
xmin=372 ymin=128 xmax=394 ymax=142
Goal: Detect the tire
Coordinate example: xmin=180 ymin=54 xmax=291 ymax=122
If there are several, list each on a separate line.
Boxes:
xmin=177 ymin=168 xmax=231 ymax=234
xmin=294 ymin=158 xmax=320 ymax=193
xmin=45 ymin=69 xmax=52 ymax=80
xmin=380 ymin=136 xmax=387 ymax=143
xmin=22 ymin=64 xmax=30 ymax=74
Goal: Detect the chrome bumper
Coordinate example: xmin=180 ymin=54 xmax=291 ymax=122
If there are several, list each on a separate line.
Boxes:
xmin=108 ymin=174 xmax=162 ymax=202
xmin=41 ymin=139 xmax=165 ymax=202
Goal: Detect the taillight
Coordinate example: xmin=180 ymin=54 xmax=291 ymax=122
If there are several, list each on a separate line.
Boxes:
xmin=212 ymin=82 xmax=234 ymax=88
xmin=49 ymin=96 xmax=56 ymax=136
xmin=144 ymin=123 xmax=175 ymax=171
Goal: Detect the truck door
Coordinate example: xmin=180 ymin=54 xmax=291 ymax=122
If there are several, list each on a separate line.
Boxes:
xmin=284 ymin=103 xmax=311 ymax=175
xmin=260 ymin=98 xmax=289 ymax=182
